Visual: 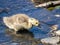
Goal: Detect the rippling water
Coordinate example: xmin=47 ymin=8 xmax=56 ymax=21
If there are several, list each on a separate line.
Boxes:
xmin=0 ymin=0 xmax=60 ymax=45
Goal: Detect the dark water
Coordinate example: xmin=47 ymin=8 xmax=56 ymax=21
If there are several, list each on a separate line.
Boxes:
xmin=0 ymin=0 xmax=60 ymax=45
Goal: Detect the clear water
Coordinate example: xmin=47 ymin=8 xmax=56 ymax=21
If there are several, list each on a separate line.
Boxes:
xmin=0 ymin=0 xmax=60 ymax=45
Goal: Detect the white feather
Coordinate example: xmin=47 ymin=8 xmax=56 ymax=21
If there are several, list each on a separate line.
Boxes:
xmin=3 ymin=14 xmax=39 ymax=31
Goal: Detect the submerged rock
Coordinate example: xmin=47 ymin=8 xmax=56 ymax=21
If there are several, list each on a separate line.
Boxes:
xmin=41 ymin=36 xmax=60 ymax=45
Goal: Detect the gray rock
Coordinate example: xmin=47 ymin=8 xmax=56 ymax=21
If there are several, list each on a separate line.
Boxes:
xmin=41 ymin=37 xmax=60 ymax=44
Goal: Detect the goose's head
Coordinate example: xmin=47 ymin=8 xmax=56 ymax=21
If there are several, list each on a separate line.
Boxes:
xmin=29 ymin=18 xmax=39 ymax=26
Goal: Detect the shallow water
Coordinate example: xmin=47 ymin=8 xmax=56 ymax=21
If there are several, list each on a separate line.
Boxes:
xmin=0 ymin=0 xmax=60 ymax=45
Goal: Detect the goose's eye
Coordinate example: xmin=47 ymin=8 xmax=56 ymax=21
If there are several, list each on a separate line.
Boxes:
xmin=36 ymin=22 xmax=38 ymax=24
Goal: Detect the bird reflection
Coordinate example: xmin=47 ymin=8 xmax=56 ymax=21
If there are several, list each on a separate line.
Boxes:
xmin=6 ymin=28 xmax=34 ymax=40
xmin=5 ymin=28 xmax=41 ymax=45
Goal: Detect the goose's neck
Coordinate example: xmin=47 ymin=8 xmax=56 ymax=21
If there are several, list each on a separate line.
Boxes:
xmin=27 ymin=19 xmax=33 ymax=29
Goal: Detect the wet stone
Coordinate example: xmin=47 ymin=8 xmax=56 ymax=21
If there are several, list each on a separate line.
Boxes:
xmin=41 ymin=36 xmax=60 ymax=45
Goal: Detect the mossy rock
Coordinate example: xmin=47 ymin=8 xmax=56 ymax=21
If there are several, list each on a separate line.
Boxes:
xmin=47 ymin=5 xmax=60 ymax=11
xmin=55 ymin=6 xmax=60 ymax=9
xmin=47 ymin=7 xmax=55 ymax=11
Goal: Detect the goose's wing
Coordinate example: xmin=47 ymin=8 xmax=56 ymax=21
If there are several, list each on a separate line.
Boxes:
xmin=18 ymin=16 xmax=28 ymax=23
xmin=15 ymin=14 xmax=29 ymax=23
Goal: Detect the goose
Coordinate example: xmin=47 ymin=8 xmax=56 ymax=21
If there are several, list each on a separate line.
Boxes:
xmin=3 ymin=14 xmax=39 ymax=32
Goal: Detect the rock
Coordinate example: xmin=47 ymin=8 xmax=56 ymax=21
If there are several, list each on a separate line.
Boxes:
xmin=51 ymin=25 xmax=58 ymax=31
xmin=55 ymin=6 xmax=60 ymax=9
xmin=55 ymin=30 xmax=60 ymax=35
xmin=41 ymin=37 xmax=60 ymax=44
xmin=55 ymin=14 xmax=60 ymax=17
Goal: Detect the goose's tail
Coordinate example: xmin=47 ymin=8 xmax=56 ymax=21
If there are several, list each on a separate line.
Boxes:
xmin=3 ymin=17 xmax=8 ymax=24
xmin=0 ymin=16 xmax=7 ymax=23
xmin=2 ymin=17 xmax=9 ymax=27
